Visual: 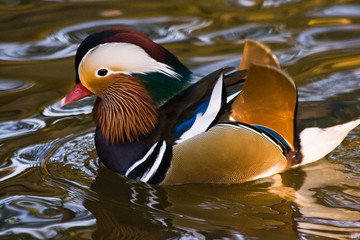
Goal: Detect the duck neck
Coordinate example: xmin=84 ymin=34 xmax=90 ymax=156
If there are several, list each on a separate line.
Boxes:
xmin=92 ymin=76 xmax=158 ymax=144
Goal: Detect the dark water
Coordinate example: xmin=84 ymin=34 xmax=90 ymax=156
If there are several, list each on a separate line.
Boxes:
xmin=1 ymin=0 xmax=360 ymax=239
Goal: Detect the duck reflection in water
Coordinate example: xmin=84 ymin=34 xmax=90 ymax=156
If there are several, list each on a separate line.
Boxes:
xmin=83 ymin=166 xmax=172 ymax=239
xmin=84 ymin=166 xmax=298 ymax=239
xmin=84 ymin=158 xmax=360 ymax=239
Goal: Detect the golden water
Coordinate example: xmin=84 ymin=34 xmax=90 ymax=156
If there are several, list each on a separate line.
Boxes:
xmin=1 ymin=0 xmax=360 ymax=239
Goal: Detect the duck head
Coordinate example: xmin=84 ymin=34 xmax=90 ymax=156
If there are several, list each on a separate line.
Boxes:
xmin=61 ymin=27 xmax=193 ymax=143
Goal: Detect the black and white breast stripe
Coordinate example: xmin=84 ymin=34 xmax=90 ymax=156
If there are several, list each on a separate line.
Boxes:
xmin=125 ymin=141 xmax=172 ymax=184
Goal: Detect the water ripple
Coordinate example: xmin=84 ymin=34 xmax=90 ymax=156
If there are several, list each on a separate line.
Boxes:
xmin=196 ymin=23 xmax=290 ymax=45
xmin=0 ymin=17 xmax=210 ymax=61
xmin=0 ymin=195 xmax=94 ymax=239
xmin=42 ymin=98 xmax=94 ymax=117
xmin=328 ymin=128 xmax=360 ymax=181
xmin=3 ymin=132 xmax=96 ymax=182
xmin=262 ymin=0 xmax=297 ymax=8
xmin=298 ymin=69 xmax=360 ymax=101
xmin=317 ymin=187 xmax=360 ymax=211
xmin=11 ymin=139 xmax=63 ymax=167
xmin=297 ymin=24 xmax=360 ymax=52
xmin=0 ymin=139 xmax=62 ymax=181
xmin=310 ymin=4 xmax=360 ymax=18
xmin=0 ymin=118 xmax=46 ymax=140
xmin=14 ymin=142 xmax=55 ymax=164
xmin=47 ymin=132 xmax=98 ymax=181
xmin=0 ymin=79 xmax=34 ymax=93
xmin=297 ymin=216 xmax=360 ymax=239
xmin=297 ymin=216 xmax=360 ymax=228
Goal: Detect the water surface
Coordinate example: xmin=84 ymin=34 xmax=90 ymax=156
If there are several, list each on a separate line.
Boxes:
xmin=1 ymin=0 xmax=360 ymax=239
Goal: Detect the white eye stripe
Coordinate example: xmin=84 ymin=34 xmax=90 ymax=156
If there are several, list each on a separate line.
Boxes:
xmin=80 ymin=42 xmax=182 ymax=80
xmin=95 ymin=67 xmax=132 ymax=77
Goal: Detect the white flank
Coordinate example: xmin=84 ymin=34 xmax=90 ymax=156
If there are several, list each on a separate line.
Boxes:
xmin=140 ymin=141 xmax=167 ymax=182
xmin=125 ymin=143 xmax=157 ymax=177
xmin=299 ymin=119 xmax=360 ymax=165
xmin=176 ymin=74 xmax=224 ymax=143
xmin=79 ymin=42 xmax=181 ymax=80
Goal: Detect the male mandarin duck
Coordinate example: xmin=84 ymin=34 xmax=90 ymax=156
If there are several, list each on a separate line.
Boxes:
xmin=61 ymin=27 xmax=360 ymax=185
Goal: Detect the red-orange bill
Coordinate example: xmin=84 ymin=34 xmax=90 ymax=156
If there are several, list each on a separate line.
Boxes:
xmin=60 ymin=83 xmax=92 ymax=107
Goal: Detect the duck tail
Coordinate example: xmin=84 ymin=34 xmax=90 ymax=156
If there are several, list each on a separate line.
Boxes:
xmin=299 ymin=119 xmax=360 ymax=165
xmin=237 ymin=39 xmax=280 ymax=70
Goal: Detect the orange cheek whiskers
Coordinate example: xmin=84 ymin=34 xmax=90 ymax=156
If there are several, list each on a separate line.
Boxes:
xmin=93 ymin=74 xmax=158 ymax=143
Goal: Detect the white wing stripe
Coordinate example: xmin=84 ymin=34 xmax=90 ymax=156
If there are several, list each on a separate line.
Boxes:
xmin=226 ymin=89 xmax=241 ymax=103
xmin=176 ymin=74 xmax=224 ymax=143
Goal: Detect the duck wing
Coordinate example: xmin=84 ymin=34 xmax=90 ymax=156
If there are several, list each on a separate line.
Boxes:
xmin=156 ymin=68 xmax=246 ymax=144
xmin=124 ymin=68 xmax=246 ymax=184
xmin=230 ymin=63 xmax=298 ymax=151
xmin=238 ymin=39 xmax=280 ymax=70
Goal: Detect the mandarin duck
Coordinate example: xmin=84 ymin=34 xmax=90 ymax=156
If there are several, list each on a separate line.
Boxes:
xmin=61 ymin=27 xmax=360 ymax=185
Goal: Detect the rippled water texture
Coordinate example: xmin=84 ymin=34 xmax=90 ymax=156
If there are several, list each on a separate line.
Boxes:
xmin=1 ymin=0 xmax=360 ymax=239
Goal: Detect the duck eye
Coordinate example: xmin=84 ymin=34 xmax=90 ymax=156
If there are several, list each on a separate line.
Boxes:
xmin=97 ymin=68 xmax=108 ymax=77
